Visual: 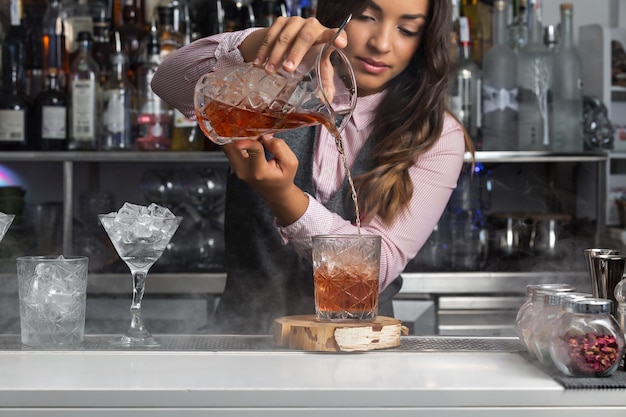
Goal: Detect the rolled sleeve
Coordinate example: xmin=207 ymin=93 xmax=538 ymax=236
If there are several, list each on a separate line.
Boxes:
xmin=274 ymin=194 xmax=337 ymax=258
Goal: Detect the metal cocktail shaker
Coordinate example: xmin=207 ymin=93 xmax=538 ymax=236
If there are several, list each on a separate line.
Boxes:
xmin=589 ymin=253 xmax=626 ymax=316
xmin=584 ymin=248 xmax=619 ymax=297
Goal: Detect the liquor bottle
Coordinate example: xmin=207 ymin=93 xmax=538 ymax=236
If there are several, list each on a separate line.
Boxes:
xmin=118 ymin=0 xmax=146 ymax=86
xmin=69 ymin=31 xmax=100 ymax=150
xmin=0 ymin=20 xmax=3 ymax=91
xmin=169 ymin=0 xmax=200 ymax=151
xmin=481 ymin=0 xmax=518 ymax=151
xmin=171 ymin=110 xmax=202 ymax=151
xmin=100 ymin=31 xmax=137 ymax=150
xmin=158 ymin=0 xmax=189 ymax=35
xmin=517 ymin=0 xmax=552 ymax=151
xmin=114 ymin=0 xmax=145 ymax=30
xmin=449 ymin=16 xmax=482 ymax=149
xmin=135 ymin=18 xmax=172 ymax=150
xmin=0 ymin=0 xmax=32 ymax=150
xmin=156 ymin=5 xmax=183 ymax=60
xmin=144 ymin=0 xmax=160 ymax=29
xmin=550 ymin=3 xmax=583 ymax=153
xmin=508 ymin=0 xmax=528 ymax=53
xmin=222 ymin=0 xmax=249 ymax=32
xmin=181 ymin=1 xmax=194 ymax=44
xmin=62 ymin=0 xmax=95 ymax=60
xmin=42 ymin=0 xmax=70 ymax=92
xmin=253 ymin=0 xmax=279 ymax=27
xmin=461 ymin=0 xmax=482 ymax=63
xmin=23 ymin=6 xmax=44 ymax=99
xmin=34 ymin=70 xmax=68 ymax=150
xmin=543 ymin=25 xmax=557 ymax=50
xmin=91 ymin=12 xmax=113 ymax=86
xmin=450 ymin=0 xmax=461 ymax=61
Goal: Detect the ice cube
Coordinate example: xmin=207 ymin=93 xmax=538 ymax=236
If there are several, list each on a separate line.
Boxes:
xmin=147 ymin=203 xmax=175 ymax=218
xmin=0 ymin=212 xmax=14 ymax=238
xmin=24 ymin=259 xmax=87 ymax=323
xmin=246 ymin=90 xmax=271 ymax=110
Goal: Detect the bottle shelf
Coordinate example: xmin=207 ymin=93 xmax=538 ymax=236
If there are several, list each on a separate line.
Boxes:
xmin=0 ymin=149 xmax=607 ymax=300
xmin=469 ymin=150 xmax=607 ymax=163
xmin=0 ymin=151 xmax=228 ymax=163
xmin=0 ymin=150 xmax=607 ymax=164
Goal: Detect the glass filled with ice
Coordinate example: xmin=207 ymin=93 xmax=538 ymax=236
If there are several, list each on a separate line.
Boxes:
xmin=0 ymin=212 xmax=14 ymax=241
xmin=99 ymin=202 xmax=182 ymax=347
xmin=17 ymin=255 xmax=89 ymax=347
xmin=312 ymin=234 xmax=381 ymax=321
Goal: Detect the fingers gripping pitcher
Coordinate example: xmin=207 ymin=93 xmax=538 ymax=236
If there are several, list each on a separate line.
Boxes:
xmin=193 ymin=16 xmax=357 ymax=145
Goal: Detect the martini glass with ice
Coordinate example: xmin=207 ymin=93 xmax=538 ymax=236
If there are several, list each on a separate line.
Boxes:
xmin=99 ymin=203 xmax=182 ymax=347
xmin=0 ymin=213 xmax=14 ymax=242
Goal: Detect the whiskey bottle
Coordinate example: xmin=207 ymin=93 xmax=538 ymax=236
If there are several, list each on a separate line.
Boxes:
xmin=117 ymin=0 xmax=146 ymax=86
xmin=34 ymin=70 xmax=68 ymax=150
xmin=0 ymin=0 xmax=32 ymax=150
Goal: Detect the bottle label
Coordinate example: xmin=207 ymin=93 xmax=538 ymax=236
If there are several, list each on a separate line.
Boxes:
xmin=137 ymin=113 xmax=172 ymax=140
xmin=174 ymin=108 xmax=196 ymax=128
xmin=65 ymin=17 xmax=94 ymax=53
xmin=482 ymin=85 xmax=519 ymax=113
xmin=71 ymin=79 xmax=97 ymax=140
xmin=0 ymin=110 xmax=26 ymax=143
xmin=136 ymin=113 xmax=172 ymax=150
xmin=102 ymin=90 xmax=129 ymax=134
xmin=42 ymin=106 xmax=67 ymax=139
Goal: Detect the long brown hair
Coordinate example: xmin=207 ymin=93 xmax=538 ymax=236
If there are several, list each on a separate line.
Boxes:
xmin=319 ymin=0 xmax=473 ymax=224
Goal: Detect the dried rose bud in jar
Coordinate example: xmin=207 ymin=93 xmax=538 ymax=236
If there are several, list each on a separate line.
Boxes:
xmin=549 ymin=298 xmax=625 ymax=377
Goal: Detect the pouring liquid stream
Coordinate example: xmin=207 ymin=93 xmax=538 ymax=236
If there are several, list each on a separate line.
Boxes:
xmin=330 ymin=125 xmax=361 ymax=235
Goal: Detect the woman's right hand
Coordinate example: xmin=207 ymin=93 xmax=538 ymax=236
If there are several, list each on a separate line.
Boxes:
xmin=238 ymin=16 xmax=348 ymax=75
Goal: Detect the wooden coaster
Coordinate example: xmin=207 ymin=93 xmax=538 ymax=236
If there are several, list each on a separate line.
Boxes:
xmin=273 ymin=315 xmax=403 ymax=352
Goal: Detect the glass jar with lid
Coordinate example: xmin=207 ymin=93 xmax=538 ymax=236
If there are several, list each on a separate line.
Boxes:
xmin=549 ymin=298 xmax=625 ymax=377
xmin=529 ymin=292 xmax=593 ymax=366
xmin=515 ymin=283 xmax=577 ymax=355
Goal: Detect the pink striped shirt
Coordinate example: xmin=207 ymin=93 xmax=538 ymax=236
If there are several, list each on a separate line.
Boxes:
xmin=152 ymin=30 xmax=467 ymax=291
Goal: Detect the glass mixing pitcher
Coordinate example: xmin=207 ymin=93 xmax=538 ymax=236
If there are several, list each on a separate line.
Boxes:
xmin=194 ymin=20 xmax=357 ymax=145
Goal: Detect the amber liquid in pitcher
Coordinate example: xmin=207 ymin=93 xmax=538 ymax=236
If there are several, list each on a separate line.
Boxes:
xmin=196 ymin=100 xmax=325 ymax=138
xmin=197 ymin=100 xmax=362 ymax=231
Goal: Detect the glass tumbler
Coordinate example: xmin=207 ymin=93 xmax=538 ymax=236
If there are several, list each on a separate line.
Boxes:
xmin=17 ymin=256 xmax=89 ymax=347
xmin=312 ymin=234 xmax=381 ymax=321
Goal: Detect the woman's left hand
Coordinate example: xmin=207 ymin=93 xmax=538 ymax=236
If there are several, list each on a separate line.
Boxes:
xmin=222 ymin=135 xmax=309 ymax=225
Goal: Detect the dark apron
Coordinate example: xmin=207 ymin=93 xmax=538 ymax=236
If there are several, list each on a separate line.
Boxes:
xmin=212 ymin=127 xmax=402 ymax=334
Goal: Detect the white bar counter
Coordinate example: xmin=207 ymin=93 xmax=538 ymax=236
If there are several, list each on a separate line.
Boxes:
xmin=0 ymin=335 xmax=624 ymax=416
